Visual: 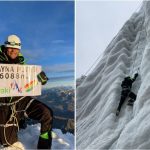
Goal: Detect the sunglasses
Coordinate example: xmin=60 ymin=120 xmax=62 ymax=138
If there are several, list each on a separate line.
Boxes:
xmin=5 ymin=41 xmax=21 ymax=46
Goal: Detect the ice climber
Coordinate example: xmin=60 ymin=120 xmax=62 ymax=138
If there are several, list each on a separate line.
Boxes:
xmin=0 ymin=35 xmax=53 ymax=149
xmin=116 ymin=73 xmax=138 ymax=116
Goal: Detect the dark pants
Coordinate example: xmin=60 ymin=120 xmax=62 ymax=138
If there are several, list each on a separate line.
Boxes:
xmin=0 ymin=96 xmax=53 ymax=147
xmin=117 ymin=89 xmax=136 ymax=112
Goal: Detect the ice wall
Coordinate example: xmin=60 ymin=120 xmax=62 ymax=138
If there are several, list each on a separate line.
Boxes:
xmin=77 ymin=1 xmax=150 ymax=149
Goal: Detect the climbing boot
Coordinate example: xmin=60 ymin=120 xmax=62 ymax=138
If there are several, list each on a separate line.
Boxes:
xmin=127 ymin=102 xmax=133 ymax=106
xmin=127 ymin=98 xmax=135 ymax=106
xmin=37 ymin=130 xmax=52 ymax=149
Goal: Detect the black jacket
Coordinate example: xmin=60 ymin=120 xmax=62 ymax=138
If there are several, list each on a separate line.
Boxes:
xmin=121 ymin=74 xmax=138 ymax=89
xmin=0 ymin=45 xmax=53 ymax=147
xmin=0 ymin=45 xmax=26 ymax=104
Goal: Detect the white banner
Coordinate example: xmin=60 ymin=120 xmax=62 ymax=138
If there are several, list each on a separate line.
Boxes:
xmin=0 ymin=64 xmax=42 ymax=97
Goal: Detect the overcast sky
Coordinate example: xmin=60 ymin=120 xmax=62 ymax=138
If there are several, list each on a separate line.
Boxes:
xmin=76 ymin=0 xmax=143 ymax=78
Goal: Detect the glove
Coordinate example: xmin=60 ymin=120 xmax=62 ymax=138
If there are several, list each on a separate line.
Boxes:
xmin=18 ymin=56 xmax=25 ymax=64
xmin=37 ymin=71 xmax=49 ymax=85
xmin=134 ymin=73 xmax=138 ymax=78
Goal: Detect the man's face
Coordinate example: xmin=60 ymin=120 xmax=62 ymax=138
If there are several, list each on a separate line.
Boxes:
xmin=6 ymin=47 xmax=20 ymax=59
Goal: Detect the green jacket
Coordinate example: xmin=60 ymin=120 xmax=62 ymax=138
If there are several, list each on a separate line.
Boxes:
xmin=0 ymin=45 xmax=25 ymax=64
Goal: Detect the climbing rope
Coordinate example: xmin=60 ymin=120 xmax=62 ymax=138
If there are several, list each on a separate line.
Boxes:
xmin=82 ymin=0 xmax=144 ymax=76
xmin=0 ymin=96 xmax=27 ymax=150
xmin=85 ymin=53 xmax=102 ymax=76
xmin=4 ymin=103 xmax=20 ymax=147
xmin=83 ymin=1 xmax=143 ymax=77
xmin=134 ymin=0 xmax=143 ymax=13
xmin=131 ymin=2 xmax=145 ymax=76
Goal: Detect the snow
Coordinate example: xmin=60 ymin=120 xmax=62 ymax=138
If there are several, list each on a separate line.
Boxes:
xmin=18 ymin=124 xmax=74 ymax=149
xmin=0 ymin=124 xmax=74 ymax=149
xmin=77 ymin=1 xmax=150 ymax=149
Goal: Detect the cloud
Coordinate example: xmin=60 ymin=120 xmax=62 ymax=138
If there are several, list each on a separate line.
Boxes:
xmin=22 ymin=49 xmax=45 ymax=59
xmin=51 ymin=40 xmax=66 ymax=44
xmin=45 ymin=46 xmax=74 ymax=57
xmin=44 ymin=80 xmax=74 ymax=89
xmin=49 ymin=75 xmax=73 ymax=81
xmin=22 ymin=45 xmax=74 ymax=66
xmin=43 ymin=63 xmax=74 ymax=73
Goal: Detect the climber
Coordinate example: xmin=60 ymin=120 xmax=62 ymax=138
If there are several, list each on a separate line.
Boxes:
xmin=116 ymin=73 xmax=138 ymax=116
xmin=0 ymin=35 xmax=53 ymax=149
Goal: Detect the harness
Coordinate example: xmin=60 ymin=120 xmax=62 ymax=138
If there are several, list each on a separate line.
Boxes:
xmin=0 ymin=97 xmax=34 ymax=147
xmin=122 ymin=87 xmax=131 ymax=91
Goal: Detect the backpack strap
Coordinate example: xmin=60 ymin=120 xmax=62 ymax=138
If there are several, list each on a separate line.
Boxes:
xmin=18 ymin=52 xmax=26 ymax=64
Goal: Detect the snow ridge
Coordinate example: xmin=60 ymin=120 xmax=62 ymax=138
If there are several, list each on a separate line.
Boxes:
xmin=77 ymin=1 xmax=150 ymax=149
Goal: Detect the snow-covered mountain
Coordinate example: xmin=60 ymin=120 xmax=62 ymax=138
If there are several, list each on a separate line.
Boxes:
xmin=76 ymin=1 xmax=150 ymax=149
xmin=18 ymin=124 xmax=74 ymax=149
xmin=1 ymin=124 xmax=74 ymax=150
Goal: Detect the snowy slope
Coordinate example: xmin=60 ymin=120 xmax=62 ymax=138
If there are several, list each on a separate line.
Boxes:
xmin=0 ymin=124 xmax=74 ymax=149
xmin=18 ymin=124 xmax=74 ymax=149
xmin=76 ymin=1 xmax=150 ymax=149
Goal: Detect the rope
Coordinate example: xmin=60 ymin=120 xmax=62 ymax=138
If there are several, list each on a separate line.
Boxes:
xmin=0 ymin=96 xmax=25 ymax=106
xmin=83 ymin=1 xmax=143 ymax=77
xmin=85 ymin=53 xmax=102 ymax=76
xmin=134 ymin=0 xmax=143 ymax=13
xmin=138 ymin=1 xmax=147 ymax=74
xmin=3 ymin=103 xmax=22 ymax=150
xmin=131 ymin=1 xmax=145 ymax=76
xmin=16 ymin=98 xmax=35 ymax=118
xmin=0 ymin=97 xmax=26 ymax=150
